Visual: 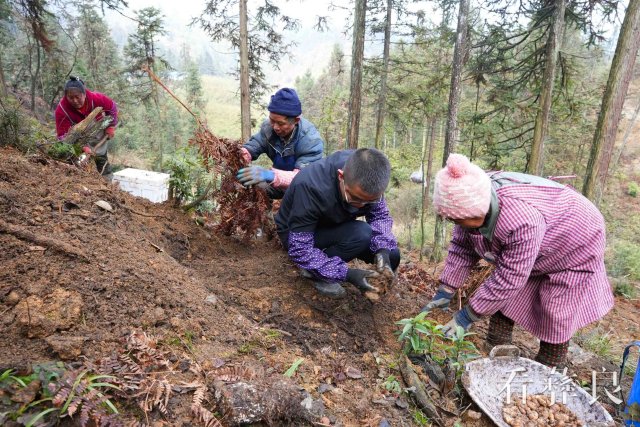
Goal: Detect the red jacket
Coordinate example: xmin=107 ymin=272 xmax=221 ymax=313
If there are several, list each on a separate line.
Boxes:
xmin=55 ymin=89 xmax=118 ymax=139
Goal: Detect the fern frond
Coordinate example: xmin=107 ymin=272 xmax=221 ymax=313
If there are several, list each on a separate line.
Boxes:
xmin=191 ymin=404 xmax=223 ymax=427
xmin=214 ymin=365 xmax=255 ymax=383
xmin=191 ymin=383 xmax=206 ymax=408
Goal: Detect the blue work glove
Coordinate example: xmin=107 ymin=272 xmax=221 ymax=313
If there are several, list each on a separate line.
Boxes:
xmin=441 ymin=305 xmax=481 ymax=338
xmin=421 ymin=285 xmax=455 ymax=313
xmin=236 ymin=166 xmax=275 ymax=186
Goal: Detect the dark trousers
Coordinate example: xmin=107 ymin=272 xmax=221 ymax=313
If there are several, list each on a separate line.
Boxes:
xmin=95 ymin=154 xmax=112 ymax=176
xmin=281 ymin=220 xmax=401 ymax=270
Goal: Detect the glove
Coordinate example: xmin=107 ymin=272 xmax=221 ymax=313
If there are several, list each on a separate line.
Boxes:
xmin=345 ymin=268 xmax=379 ymax=292
xmin=374 ymin=249 xmax=394 ymax=276
xmin=441 ymin=305 xmax=480 ymax=338
xmin=236 ymin=166 xmax=275 ymax=186
xmin=105 ymin=127 xmax=115 ymax=139
xmin=421 ymin=285 xmax=455 ymax=313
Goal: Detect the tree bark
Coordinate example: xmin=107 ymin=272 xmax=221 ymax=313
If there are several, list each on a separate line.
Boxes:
xmin=434 ymin=0 xmax=469 ymax=262
xmin=583 ymin=0 xmax=640 ymax=203
xmin=527 ymin=0 xmax=566 ymax=176
xmin=442 ymin=0 xmax=469 ymax=158
xmin=0 ymin=50 xmax=7 ymax=97
xmin=374 ymin=0 xmax=392 ymax=150
xmin=239 ymin=0 xmax=251 ymax=142
xmin=347 ymin=0 xmax=367 ymax=149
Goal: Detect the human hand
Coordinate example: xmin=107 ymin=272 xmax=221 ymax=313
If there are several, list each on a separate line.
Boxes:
xmin=346 ymin=268 xmax=379 ymax=292
xmin=420 ymin=285 xmax=455 ymax=313
xmin=441 ymin=305 xmax=480 ymax=337
xmin=105 ymin=127 xmax=115 ymax=139
xmin=374 ymin=249 xmax=394 ymax=277
xmin=236 ymin=166 xmax=275 ymax=186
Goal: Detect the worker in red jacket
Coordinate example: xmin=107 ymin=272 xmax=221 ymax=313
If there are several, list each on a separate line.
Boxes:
xmin=55 ymin=76 xmax=118 ymax=177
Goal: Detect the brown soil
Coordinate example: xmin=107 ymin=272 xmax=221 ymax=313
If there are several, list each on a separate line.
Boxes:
xmin=0 ymin=147 xmax=634 ymax=426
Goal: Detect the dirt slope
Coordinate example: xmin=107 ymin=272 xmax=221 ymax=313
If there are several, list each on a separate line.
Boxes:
xmin=0 ymin=147 xmax=632 ymax=426
xmin=0 ymin=148 xmax=442 ymax=425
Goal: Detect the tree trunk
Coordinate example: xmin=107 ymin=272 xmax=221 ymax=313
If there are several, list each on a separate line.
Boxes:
xmin=420 ymin=119 xmax=436 ymax=261
xmin=583 ymin=0 xmax=640 ymax=203
xmin=527 ymin=0 xmax=566 ymax=176
xmin=442 ymin=0 xmax=469 ymax=158
xmin=420 ymin=123 xmax=428 ymax=261
xmin=0 ymin=50 xmax=7 ymax=97
xmin=374 ymin=0 xmax=392 ymax=150
xmin=434 ymin=0 xmax=469 ymax=262
xmin=430 ymin=120 xmax=445 ymax=262
xmin=239 ymin=0 xmax=251 ymax=141
xmin=347 ymin=0 xmax=367 ymax=149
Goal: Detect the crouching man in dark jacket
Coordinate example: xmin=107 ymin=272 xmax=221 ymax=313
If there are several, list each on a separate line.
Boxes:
xmin=275 ymin=148 xmax=401 ymax=298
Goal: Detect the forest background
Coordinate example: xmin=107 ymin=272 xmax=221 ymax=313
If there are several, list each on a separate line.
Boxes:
xmin=0 ymin=0 xmax=639 ymax=307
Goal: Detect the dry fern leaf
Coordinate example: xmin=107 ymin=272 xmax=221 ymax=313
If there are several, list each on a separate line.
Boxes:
xmin=192 ymin=382 xmax=207 ymax=408
xmin=192 ymin=404 xmax=223 ymax=427
xmin=214 ymin=365 xmax=256 ymax=383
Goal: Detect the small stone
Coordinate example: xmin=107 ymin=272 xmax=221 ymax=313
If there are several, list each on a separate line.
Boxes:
xmin=45 ymin=335 xmax=85 ymax=360
xmin=178 ymin=359 xmax=191 ymax=372
xmin=379 ymin=418 xmax=392 ymax=427
xmin=395 ymin=398 xmax=409 ymax=409
xmin=463 ymin=409 xmax=482 ymax=421
xmin=94 ymin=200 xmax=113 ymax=212
xmin=10 ymin=380 xmax=41 ymax=404
xmin=6 ymin=290 xmax=20 ymax=305
xmin=205 ymin=295 xmax=218 ymax=305
xmin=154 ymin=307 xmax=166 ymax=320
xmin=345 ymin=366 xmax=363 ymax=379
xmin=318 ymin=383 xmax=334 ymax=394
xmin=364 ymin=291 xmax=380 ymax=302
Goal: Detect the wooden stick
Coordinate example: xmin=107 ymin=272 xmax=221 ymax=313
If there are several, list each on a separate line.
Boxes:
xmin=398 ymin=355 xmax=444 ymax=426
xmin=0 ymin=219 xmax=88 ymax=261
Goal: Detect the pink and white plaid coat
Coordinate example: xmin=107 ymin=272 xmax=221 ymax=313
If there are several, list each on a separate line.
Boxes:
xmin=440 ymin=172 xmax=614 ymax=344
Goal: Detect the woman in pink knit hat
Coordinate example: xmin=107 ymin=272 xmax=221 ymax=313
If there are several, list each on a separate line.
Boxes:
xmin=422 ymin=153 xmax=614 ymax=367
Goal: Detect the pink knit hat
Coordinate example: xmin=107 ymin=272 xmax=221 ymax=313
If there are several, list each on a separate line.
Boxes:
xmin=433 ymin=154 xmax=491 ymax=219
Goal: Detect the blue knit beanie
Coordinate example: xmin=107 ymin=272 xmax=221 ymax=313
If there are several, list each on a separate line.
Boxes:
xmin=268 ymin=88 xmax=302 ymax=117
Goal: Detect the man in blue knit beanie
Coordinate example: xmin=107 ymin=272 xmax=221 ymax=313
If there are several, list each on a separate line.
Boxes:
xmin=237 ymin=88 xmax=324 ymax=199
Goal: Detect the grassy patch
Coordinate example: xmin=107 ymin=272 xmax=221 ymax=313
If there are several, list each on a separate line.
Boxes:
xmin=574 ymin=329 xmax=612 ymax=358
xmin=613 ymin=278 xmax=638 ymax=299
xmin=607 ymin=240 xmax=640 ymax=282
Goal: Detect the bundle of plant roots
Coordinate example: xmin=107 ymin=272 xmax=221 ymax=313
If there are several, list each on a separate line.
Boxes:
xmin=189 ymin=125 xmax=274 ymax=239
xmin=143 ymin=64 xmax=273 ymax=240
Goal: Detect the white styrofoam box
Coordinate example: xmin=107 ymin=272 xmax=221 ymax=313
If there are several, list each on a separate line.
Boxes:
xmin=113 ymin=168 xmax=170 ymax=203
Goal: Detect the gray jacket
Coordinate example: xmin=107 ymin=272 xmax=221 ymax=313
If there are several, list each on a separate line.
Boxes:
xmin=243 ymin=117 xmax=324 ymax=171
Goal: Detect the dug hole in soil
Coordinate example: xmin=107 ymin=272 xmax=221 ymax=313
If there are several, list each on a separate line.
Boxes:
xmin=0 ymin=148 xmax=630 ymax=426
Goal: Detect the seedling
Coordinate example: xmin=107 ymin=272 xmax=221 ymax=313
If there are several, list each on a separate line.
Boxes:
xmin=381 ymin=375 xmax=402 ymax=396
xmin=396 ymin=313 xmax=479 ymax=373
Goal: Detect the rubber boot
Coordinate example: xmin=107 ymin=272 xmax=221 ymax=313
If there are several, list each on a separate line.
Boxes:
xmin=312 ymin=280 xmax=346 ymax=298
xmin=299 ymin=269 xmax=346 ymax=298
